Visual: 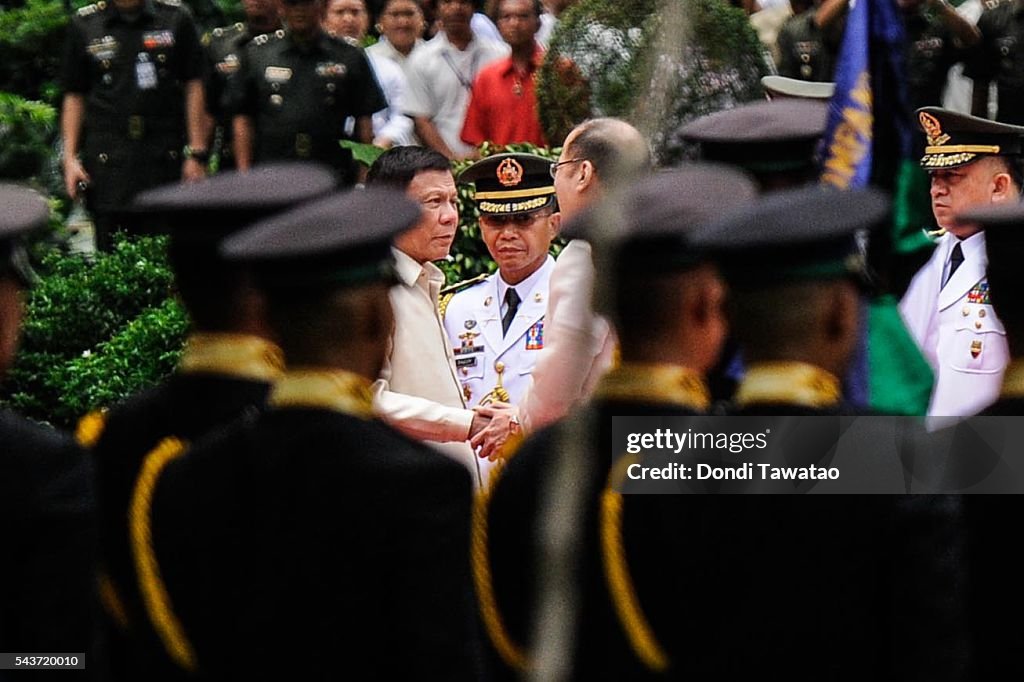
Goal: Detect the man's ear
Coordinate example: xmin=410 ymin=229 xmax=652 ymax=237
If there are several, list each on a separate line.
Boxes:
xmin=992 ymin=171 xmax=1014 ymax=202
xmin=578 ymin=159 xmax=596 ymax=192
xmin=547 ymin=211 xmax=561 ymax=238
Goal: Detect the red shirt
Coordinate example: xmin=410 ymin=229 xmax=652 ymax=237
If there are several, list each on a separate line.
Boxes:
xmin=460 ymin=44 xmax=548 ymax=147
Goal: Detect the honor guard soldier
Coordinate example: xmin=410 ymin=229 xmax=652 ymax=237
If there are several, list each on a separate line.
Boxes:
xmin=76 ymin=164 xmax=334 ymax=679
xmin=774 ymin=0 xmax=844 ymax=82
xmin=0 ymin=186 xmax=96 ymax=662
xmin=900 ymin=107 xmax=1024 ymax=418
xmin=201 ymin=0 xmax=281 ymax=170
xmin=225 ymin=0 xmax=387 ymax=185
xmin=443 ymin=153 xmax=558 ymax=478
xmin=61 ymin=0 xmax=208 ymax=251
xmin=952 ymin=201 xmax=1024 ymax=678
xmin=560 ymin=186 xmax=967 ymax=681
xmin=899 ymin=0 xmax=979 ymax=112
xmin=128 ymin=188 xmax=479 ymax=679
xmin=476 ymin=166 xmax=757 ymax=680
xmin=699 ymin=187 xmax=890 ymax=415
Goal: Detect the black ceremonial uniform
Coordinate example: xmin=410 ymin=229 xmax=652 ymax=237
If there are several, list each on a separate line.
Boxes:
xmin=202 ymin=22 xmax=254 ymax=171
xmin=967 ymin=0 xmax=1024 ymax=124
xmin=0 ymin=185 xmax=97 ymax=669
xmin=0 ymin=411 xmax=95 ymax=659
xmin=61 ymin=0 xmax=204 ymax=237
xmin=137 ymin=380 xmax=478 ymax=679
xmin=77 ymin=165 xmax=335 ymax=679
xmin=479 ymin=365 xmax=710 ymax=680
xmin=227 ymin=29 xmax=386 ymax=185
xmin=124 ymin=187 xmax=480 ymax=678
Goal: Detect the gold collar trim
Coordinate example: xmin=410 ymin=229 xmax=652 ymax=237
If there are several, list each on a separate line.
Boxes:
xmin=178 ymin=333 xmax=284 ymax=382
xmin=595 ymin=363 xmax=710 ymax=412
xmin=735 ymin=361 xmax=841 ymax=409
xmin=268 ymin=369 xmax=374 ymax=418
xmin=1000 ymin=359 xmax=1024 ymax=400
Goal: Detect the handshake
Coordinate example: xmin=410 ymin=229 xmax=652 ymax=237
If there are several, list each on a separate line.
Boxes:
xmin=468 ymin=402 xmax=522 ymax=461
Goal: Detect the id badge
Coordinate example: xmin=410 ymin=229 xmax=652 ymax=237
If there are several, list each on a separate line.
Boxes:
xmin=136 ymin=54 xmax=157 ymax=90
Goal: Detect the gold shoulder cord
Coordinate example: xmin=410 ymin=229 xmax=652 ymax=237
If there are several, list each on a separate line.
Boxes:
xmin=129 ymin=437 xmax=198 ymax=673
xmin=75 ymin=410 xmax=107 ymax=448
xmin=601 ymin=484 xmax=670 ymax=672
xmin=439 ymin=291 xmax=456 ymax=321
xmin=471 ymin=469 xmax=529 ymax=671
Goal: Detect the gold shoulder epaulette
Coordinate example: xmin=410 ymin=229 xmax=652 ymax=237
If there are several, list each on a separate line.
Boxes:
xmin=440 ymin=272 xmax=489 ymax=296
xmin=75 ymin=409 xmax=107 ymax=449
xmin=439 ymin=273 xmax=488 ymax=320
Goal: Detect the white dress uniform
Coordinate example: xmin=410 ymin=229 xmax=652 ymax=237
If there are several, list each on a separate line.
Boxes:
xmin=900 ymin=230 xmax=1008 ymax=418
xmin=443 ymin=257 xmax=555 ymax=482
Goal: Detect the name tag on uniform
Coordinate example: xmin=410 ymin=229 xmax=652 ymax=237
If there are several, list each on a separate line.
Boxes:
xmin=525 ymin=321 xmax=544 ymax=350
xmin=136 ymin=54 xmax=157 ymax=89
xmin=264 ymin=66 xmax=293 ymax=83
xmin=316 ymin=62 xmax=347 ymax=78
xmin=456 ymin=356 xmax=478 ymax=368
xmin=142 ymin=30 xmax=175 ymax=49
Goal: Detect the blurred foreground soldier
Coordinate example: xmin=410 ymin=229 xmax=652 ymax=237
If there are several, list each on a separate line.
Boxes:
xmin=129 ymin=188 xmax=478 ymax=679
xmin=61 ymin=0 xmax=208 ymax=251
xmin=951 ymin=201 xmax=1024 ymax=678
xmin=899 ymin=108 xmax=1024 ymax=417
xmin=77 ymin=164 xmax=334 ymax=678
xmin=663 ymin=186 xmax=967 ymax=679
xmin=519 ymin=118 xmax=651 ymax=432
xmin=443 ymin=153 xmax=558 ymax=481
xmin=476 ymin=166 xmax=755 ymax=679
xmin=201 ymin=0 xmax=281 ymax=170
xmin=701 ymin=187 xmax=888 ymax=415
xmin=963 ymin=202 xmax=1024 ymax=414
xmin=0 ymin=186 xmax=96 ymax=664
xmin=226 ymin=0 xmax=386 ymax=184
xmin=675 ymin=97 xmax=828 ymax=191
xmin=367 ymin=147 xmax=517 ymax=480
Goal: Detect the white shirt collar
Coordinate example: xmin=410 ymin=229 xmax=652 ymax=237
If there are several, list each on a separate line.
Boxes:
xmin=496 ymin=255 xmax=553 ymax=308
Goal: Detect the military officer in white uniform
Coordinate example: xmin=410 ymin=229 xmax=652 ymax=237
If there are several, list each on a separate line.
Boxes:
xmin=443 ymin=153 xmax=558 ymax=480
xmin=900 ymin=107 xmax=1024 ymax=419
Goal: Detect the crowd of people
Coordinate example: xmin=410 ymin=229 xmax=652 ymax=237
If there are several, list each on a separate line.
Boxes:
xmin=5 ymin=0 xmax=1024 ymax=676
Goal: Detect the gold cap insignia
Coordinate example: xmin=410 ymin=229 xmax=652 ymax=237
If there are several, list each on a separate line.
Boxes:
xmin=919 ymin=111 xmax=950 ymax=147
xmin=496 ymin=158 xmax=524 ymax=187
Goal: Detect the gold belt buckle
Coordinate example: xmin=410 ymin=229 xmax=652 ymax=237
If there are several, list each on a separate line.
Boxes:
xmin=128 ymin=115 xmax=144 ymax=140
xmin=295 ymin=133 xmax=312 ymax=158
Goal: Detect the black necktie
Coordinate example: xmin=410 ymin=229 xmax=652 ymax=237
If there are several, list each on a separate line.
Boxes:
xmin=501 ymin=288 xmax=520 ymax=336
xmin=943 ymin=242 xmax=964 ymax=289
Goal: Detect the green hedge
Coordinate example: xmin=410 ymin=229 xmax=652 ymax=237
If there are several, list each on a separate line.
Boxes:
xmin=1 ymin=235 xmax=182 ymax=427
xmin=0 ymin=144 xmax=563 ymax=426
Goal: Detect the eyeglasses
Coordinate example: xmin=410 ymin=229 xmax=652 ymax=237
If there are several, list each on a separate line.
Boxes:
xmin=549 ymin=158 xmax=585 ymax=179
xmin=480 ymin=211 xmax=552 ymax=227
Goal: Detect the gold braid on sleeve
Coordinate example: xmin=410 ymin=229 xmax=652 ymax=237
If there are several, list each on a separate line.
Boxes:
xmin=130 ymin=437 xmax=199 ymax=673
xmin=601 ymin=485 xmax=670 ymax=672
xmin=471 ymin=470 xmax=529 ymax=671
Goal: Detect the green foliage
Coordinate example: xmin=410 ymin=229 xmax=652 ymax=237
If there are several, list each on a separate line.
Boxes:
xmin=0 ymin=92 xmax=57 ymax=180
xmin=538 ymin=0 xmax=769 ymax=161
xmin=0 ymin=0 xmax=86 ymax=102
xmin=1 ymin=234 xmax=185 ymax=426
